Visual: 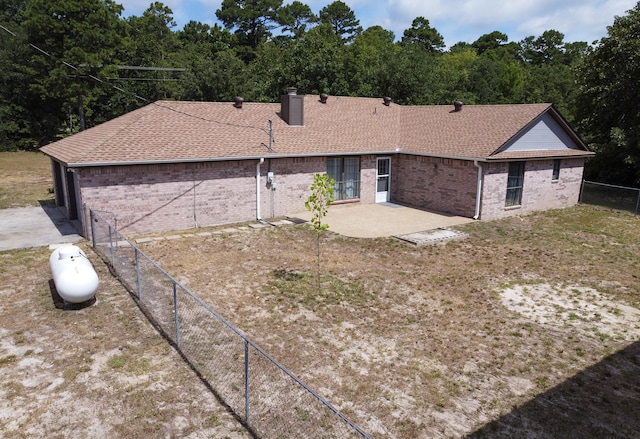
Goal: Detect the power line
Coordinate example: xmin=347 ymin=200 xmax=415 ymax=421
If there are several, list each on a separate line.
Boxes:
xmin=0 ymin=23 xmax=271 ymax=136
xmin=71 ymin=75 xmax=181 ymax=82
xmin=118 ymin=65 xmax=186 ymax=72
xmin=1 ymin=23 xmax=150 ymax=104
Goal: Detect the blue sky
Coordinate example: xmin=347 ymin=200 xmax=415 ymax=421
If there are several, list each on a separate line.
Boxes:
xmin=118 ymin=0 xmax=638 ymax=46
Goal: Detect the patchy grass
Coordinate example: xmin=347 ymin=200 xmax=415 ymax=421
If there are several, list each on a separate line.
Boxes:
xmin=3 ymin=153 xmax=639 ymax=437
xmin=0 ymin=151 xmax=54 ymax=208
xmin=138 ymin=204 xmax=640 ymax=438
xmin=0 ymin=150 xmax=251 ymax=439
xmin=270 ymin=268 xmax=374 ymax=311
xmin=0 ymin=245 xmax=250 ymax=438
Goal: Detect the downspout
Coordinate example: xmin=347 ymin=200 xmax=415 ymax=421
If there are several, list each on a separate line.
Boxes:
xmin=473 ymin=160 xmax=483 ymax=220
xmin=256 ymin=158 xmax=264 ymax=221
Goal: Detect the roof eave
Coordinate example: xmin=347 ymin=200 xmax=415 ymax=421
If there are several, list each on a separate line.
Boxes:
xmin=489 ymin=104 xmax=552 ymax=156
xmin=486 ymin=151 xmax=596 ymax=161
xmin=547 ymin=104 xmax=590 ymax=151
xmin=65 ymin=150 xmax=403 ymax=167
xmin=397 ymin=151 xmax=489 ymax=162
xmin=489 ymin=105 xmax=590 ymax=156
xmin=56 ymin=150 xmax=594 ymax=169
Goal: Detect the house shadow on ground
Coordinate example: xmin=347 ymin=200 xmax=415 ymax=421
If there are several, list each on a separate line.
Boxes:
xmin=39 ymin=200 xmax=82 ymax=236
xmin=467 ymin=341 xmax=640 ymax=438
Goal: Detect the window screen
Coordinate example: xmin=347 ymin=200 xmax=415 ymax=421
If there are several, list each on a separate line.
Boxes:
xmin=327 ymin=157 xmax=360 ymax=201
xmin=506 ymin=162 xmax=525 ymax=207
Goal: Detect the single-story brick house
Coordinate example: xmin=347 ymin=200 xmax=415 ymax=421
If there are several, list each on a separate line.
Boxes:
xmin=40 ymin=90 xmax=594 ymax=236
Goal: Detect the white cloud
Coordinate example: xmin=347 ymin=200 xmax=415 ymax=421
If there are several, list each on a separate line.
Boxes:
xmin=513 ymin=0 xmax=637 ymax=43
xmin=118 ymin=0 xmax=637 ymax=45
xmin=381 ymin=0 xmax=637 ymax=45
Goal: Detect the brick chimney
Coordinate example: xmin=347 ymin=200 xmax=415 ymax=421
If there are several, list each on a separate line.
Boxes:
xmin=281 ymin=87 xmax=304 ymax=126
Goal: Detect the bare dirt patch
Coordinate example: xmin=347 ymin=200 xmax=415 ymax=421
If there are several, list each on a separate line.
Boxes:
xmin=2 ymin=151 xmax=638 ymax=438
xmin=0 ymin=244 xmax=250 ymax=438
xmin=137 ymin=206 xmax=640 ymax=438
xmin=0 ymin=151 xmax=250 ymax=438
xmin=501 ymin=282 xmax=640 ymax=341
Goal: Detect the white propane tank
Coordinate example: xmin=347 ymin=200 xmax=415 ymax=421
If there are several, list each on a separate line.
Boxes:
xmin=49 ymin=245 xmax=99 ymax=304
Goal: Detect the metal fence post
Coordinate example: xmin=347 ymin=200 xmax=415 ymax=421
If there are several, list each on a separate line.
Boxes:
xmin=173 ymin=282 xmax=181 ymax=347
xmin=108 ymin=225 xmax=115 ymax=267
xmin=135 ymin=247 xmax=142 ymax=299
xmin=244 ymin=339 xmax=250 ymax=425
xmin=90 ymin=209 xmax=96 ymax=248
xmin=635 ymin=189 xmax=640 ymax=216
xmin=89 ymin=218 xmax=372 ymax=438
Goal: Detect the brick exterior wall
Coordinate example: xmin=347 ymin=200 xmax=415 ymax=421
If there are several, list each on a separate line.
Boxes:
xmin=78 ymin=161 xmax=258 ymax=234
xmin=480 ymin=158 xmax=585 ymax=220
xmin=360 ymin=155 xmax=377 ymax=203
xmin=69 ymin=155 xmax=585 ymax=236
xmin=392 ymin=154 xmax=478 ymax=217
xmin=257 ymin=156 xmax=326 ymax=219
xmin=76 ymin=155 xmax=378 ymax=235
xmin=261 ymin=155 xmax=377 ymax=217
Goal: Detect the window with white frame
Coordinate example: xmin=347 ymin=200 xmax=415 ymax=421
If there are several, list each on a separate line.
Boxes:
xmin=505 ymin=162 xmax=525 ymax=207
xmin=327 ymin=157 xmax=360 ymax=201
xmin=552 ymin=159 xmax=561 ymax=181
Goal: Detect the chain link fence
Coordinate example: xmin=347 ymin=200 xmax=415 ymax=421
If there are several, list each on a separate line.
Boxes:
xmin=89 ymin=209 xmax=370 ymax=439
xmin=580 ymin=181 xmax=640 ymax=216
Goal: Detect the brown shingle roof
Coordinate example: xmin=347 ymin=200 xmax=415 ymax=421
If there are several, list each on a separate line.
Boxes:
xmin=403 ymin=103 xmax=556 ymax=158
xmin=40 ymin=96 xmax=592 ymax=166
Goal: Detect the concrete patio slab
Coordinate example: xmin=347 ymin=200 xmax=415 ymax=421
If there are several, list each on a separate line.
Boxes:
xmin=395 ymin=227 xmax=468 ymax=245
xmin=289 ymin=203 xmax=474 ymax=238
xmin=0 ymin=204 xmax=83 ymax=251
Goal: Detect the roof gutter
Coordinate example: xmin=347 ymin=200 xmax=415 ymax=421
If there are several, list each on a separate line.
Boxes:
xmin=485 ymin=151 xmax=596 ymax=161
xmin=64 ymin=151 xmax=492 ymax=168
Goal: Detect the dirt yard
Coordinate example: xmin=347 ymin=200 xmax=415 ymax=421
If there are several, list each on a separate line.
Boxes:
xmin=0 ymin=245 xmax=252 ymax=438
xmin=137 ymin=206 xmax=640 ymax=438
xmin=0 ymin=153 xmax=250 ymax=438
xmin=1 ymin=152 xmax=639 ymax=438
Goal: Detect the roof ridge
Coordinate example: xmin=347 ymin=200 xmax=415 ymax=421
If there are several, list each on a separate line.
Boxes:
xmin=41 ymin=99 xmax=582 ymax=165
xmin=488 ymin=104 xmax=579 ymax=156
xmin=75 ymin=104 xmax=157 ymax=162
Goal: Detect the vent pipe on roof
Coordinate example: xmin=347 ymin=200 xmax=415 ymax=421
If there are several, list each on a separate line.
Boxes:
xmin=383 ymin=96 xmax=392 ymax=106
xmin=287 ymin=87 xmax=297 ymax=95
xmin=319 ymin=93 xmax=328 ymax=104
xmin=234 ymin=96 xmax=244 ymax=109
xmin=454 ymin=101 xmax=463 ymax=112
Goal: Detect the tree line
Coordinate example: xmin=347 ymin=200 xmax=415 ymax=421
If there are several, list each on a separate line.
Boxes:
xmin=1 ymin=0 xmax=639 ymax=186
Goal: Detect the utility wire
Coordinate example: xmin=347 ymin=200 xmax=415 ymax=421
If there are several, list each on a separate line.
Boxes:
xmin=0 ymin=23 xmax=272 ymax=136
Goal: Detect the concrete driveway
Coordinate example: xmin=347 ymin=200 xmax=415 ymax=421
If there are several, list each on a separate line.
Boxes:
xmin=0 ymin=204 xmax=83 ymax=251
xmin=290 ymin=202 xmax=474 ymax=238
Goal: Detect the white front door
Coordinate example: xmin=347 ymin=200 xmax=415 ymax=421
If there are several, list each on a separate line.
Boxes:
xmin=376 ymin=157 xmax=391 ymax=203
